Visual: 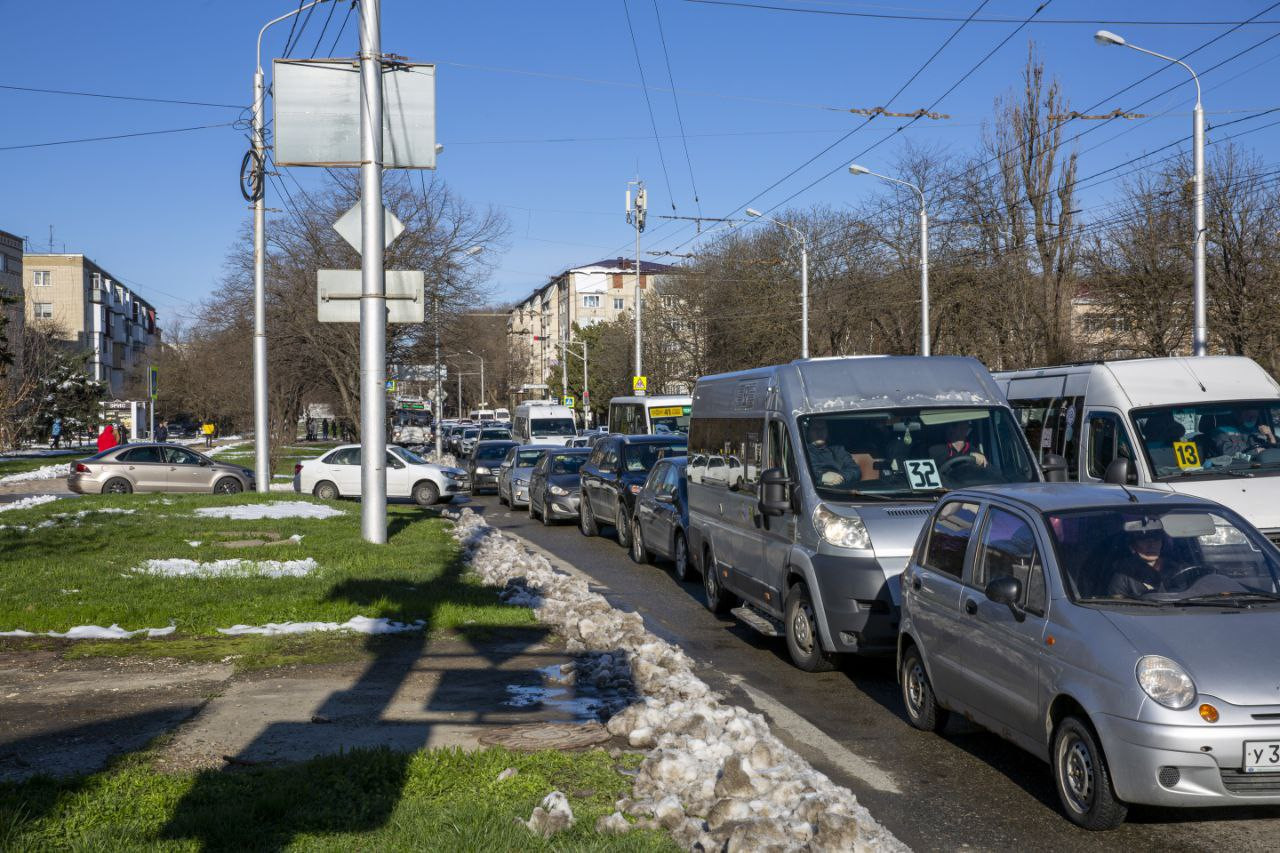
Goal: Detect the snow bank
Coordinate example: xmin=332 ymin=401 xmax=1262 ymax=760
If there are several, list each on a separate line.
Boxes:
xmin=193 ymin=501 xmax=344 ymax=520
xmin=135 ymin=557 xmax=318 ymax=578
xmin=423 ymin=450 xmax=458 ymax=467
xmin=0 ymin=495 xmax=61 ymax=513
xmin=0 ymin=464 xmax=67 ymax=484
xmin=217 ymin=615 xmax=424 ymax=636
xmin=0 ymin=624 xmax=175 ymax=639
xmin=449 ymin=509 xmax=907 ymax=852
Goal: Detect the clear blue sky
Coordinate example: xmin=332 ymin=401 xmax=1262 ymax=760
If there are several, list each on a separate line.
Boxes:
xmin=5 ymin=1 xmax=1279 ymax=325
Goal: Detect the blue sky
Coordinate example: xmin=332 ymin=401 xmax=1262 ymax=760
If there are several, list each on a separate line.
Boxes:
xmin=5 ymin=1 xmax=1279 ymax=324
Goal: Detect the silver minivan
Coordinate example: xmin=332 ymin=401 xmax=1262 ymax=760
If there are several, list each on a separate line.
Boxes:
xmin=686 ymin=356 xmax=1046 ymax=672
xmin=899 ymin=483 xmax=1280 ymax=829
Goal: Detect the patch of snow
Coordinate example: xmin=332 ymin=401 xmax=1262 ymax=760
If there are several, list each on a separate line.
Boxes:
xmin=0 ymin=623 xmax=175 ymax=639
xmin=523 ymin=791 xmax=575 ymax=838
xmin=135 ymin=558 xmax=319 ymax=578
xmin=193 ymin=501 xmax=344 ymax=520
xmin=187 ymin=540 xmax=201 ymax=547
xmin=288 ymin=534 xmax=303 ymax=543
xmin=423 ymin=450 xmax=458 ymax=467
xmin=0 ymin=464 xmax=67 ymax=485
xmin=216 ymin=615 xmax=424 ymax=636
xmin=268 ymin=483 xmax=295 ymax=492
xmin=449 ymin=509 xmax=907 ymax=853
xmin=0 ymin=495 xmax=61 ymax=513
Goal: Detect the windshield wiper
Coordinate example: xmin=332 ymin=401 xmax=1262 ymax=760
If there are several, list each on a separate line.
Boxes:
xmin=1171 ymin=591 xmax=1280 ymax=607
xmin=1075 ymin=596 xmax=1170 ymax=607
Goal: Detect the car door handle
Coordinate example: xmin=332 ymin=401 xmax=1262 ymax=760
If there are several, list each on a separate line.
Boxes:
xmin=964 ymin=598 xmax=978 ymax=615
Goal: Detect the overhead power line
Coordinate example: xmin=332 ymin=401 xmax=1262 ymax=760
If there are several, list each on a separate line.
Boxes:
xmin=309 ymin=0 xmax=340 ymax=58
xmin=0 ymin=82 xmax=243 ymax=110
xmin=329 ymin=2 xmax=356 ymax=54
xmin=621 ymin=0 xmax=678 ymax=212
xmin=0 ymin=121 xmax=237 ymax=152
xmin=652 ymin=0 xmax=702 ymax=219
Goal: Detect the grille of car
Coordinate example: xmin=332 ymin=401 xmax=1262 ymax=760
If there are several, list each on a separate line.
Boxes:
xmin=1220 ymin=770 xmax=1280 ymax=794
xmin=884 ymin=507 xmax=932 ymax=518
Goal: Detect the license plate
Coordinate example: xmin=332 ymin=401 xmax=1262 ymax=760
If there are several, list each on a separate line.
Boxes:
xmin=1243 ymin=741 xmax=1280 ymax=773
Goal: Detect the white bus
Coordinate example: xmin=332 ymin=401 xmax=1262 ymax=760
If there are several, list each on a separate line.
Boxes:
xmin=607 ymin=395 xmax=692 ymax=436
xmin=513 ymin=402 xmax=577 ymax=446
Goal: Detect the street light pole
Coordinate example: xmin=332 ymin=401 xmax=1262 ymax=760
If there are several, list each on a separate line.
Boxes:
xmin=746 ymin=208 xmax=809 ymax=358
xmin=626 ymin=180 xmax=647 ymax=389
xmin=1095 ymin=30 xmax=1206 ymax=356
xmin=849 ymin=164 xmax=929 ymax=356
xmin=433 ymin=288 xmax=443 ymax=457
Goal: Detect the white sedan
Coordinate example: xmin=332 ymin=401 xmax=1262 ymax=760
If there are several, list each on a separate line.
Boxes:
xmin=293 ymin=444 xmax=469 ymax=505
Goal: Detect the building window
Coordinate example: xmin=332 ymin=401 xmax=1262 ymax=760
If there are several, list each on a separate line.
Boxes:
xmin=613 ymin=297 xmax=624 ymax=310
xmin=33 ymin=270 xmax=51 ymax=287
xmin=34 ymin=302 xmax=53 ymax=319
xmin=583 ymin=295 xmax=600 ymax=308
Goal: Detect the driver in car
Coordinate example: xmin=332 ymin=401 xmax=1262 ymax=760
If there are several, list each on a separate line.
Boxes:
xmin=1107 ymin=528 xmax=1183 ymax=597
xmin=807 ymin=419 xmax=861 ymax=486
xmin=931 ymin=420 xmax=988 ymax=468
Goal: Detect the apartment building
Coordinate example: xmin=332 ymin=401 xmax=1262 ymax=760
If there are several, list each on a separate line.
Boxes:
xmin=507 ymin=257 xmax=674 ymax=392
xmin=22 ymin=253 xmax=160 ymax=397
xmin=0 ymin=230 xmax=22 ymax=377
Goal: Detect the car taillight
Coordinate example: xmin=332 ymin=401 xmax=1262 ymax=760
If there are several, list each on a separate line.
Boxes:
xmin=294 ymin=464 xmax=303 ymax=475
xmin=75 ymin=463 xmax=90 ymax=473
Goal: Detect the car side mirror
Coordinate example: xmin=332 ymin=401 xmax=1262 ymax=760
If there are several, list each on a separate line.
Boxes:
xmin=759 ymin=466 xmax=790 ymax=517
xmin=1103 ymin=456 xmax=1135 ymax=485
xmin=984 ymin=576 xmax=1026 ymax=622
xmin=1041 ymin=452 xmax=1068 ymax=482
xmin=199 ymin=459 xmax=210 ymax=467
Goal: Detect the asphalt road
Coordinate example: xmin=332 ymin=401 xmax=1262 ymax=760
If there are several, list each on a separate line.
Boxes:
xmin=467 ymin=492 xmax=1280 ymax=852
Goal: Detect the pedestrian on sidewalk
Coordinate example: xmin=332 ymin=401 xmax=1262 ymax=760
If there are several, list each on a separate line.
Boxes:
xmin=202 ymin=421 xmax=215 ymax=448
xmin=113 ymin=423 xmax=125 ymax=446
xmin=156 ymin=421 xmax=169 ymax=443
xmin=97 ymin=424 xmax=118 ymax=454
xmin=50 ymin=417 xmax=63 ymax=449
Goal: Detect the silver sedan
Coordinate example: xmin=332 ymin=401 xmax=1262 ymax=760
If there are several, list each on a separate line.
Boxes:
xmin=899 ymin=482 xmax=1280 ymax=830
xmin=68 ymin=443 xmax=254 ymax=495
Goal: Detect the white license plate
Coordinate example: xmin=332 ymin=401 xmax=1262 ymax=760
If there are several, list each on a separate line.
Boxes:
xmin=1243 ymin=741 xmax=1280 ymax=773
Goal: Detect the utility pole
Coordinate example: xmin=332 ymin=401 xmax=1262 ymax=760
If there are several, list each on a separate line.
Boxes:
xmin=626 ymin=179 xmax=647 ymax=391
xmin=433 ymin=288 xmax=443 ymax=457
xmin=358 ymin=0 xmax=387 ymax=542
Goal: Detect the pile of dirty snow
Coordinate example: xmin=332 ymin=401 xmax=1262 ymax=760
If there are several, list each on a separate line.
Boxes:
xmin=135 ymin=558 xmax=318 ymax=578
xmin=423 ymin=450 xmax=458 ymax=467
xmin=450 ymin=509 xmax=907 ymax=852
xmin=194 ymin=501 xmax=344 ymax=520
xmin=0 ymin=463 xmax=68 ymax=484
xmin=0 ymin=623 xmax=174 ymax=639
xmin=0 ymin=495 xmax=62 ymax=513
xmin=217 ymin=615 xmax=424 ymax=636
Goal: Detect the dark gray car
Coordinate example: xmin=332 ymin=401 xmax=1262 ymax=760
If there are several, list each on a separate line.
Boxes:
xmin=528 ymin=448 xmax=590 ymax=525
xmin=468 ymin=440 xmax=518 ymax=494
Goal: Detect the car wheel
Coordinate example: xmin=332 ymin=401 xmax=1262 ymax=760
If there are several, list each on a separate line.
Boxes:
xmin=672 ymin=531 xmax=691 ymax=582
xmin=213 ymin=477 xmax=243 ymax=495
xmin=615 ymin=508 xmax=633 ymax=550
xmin=900 ymin=644 xmax=949 ymax=732
xmin=313 ymin=481 xmax=340 ymax=501
xmin=412 ymin=480 xmax=440 ymax=507
xmin=785 ymin=583 xmax=836 ymax=672
xmin=1052 ymin=716 xmax=1128 ymax=831
xmin=103 ymin=477 xmax=132 ymax=495
xmin=528 ymin=496 xmax=539 ymax=520
xmin=629 ymin=515 xmax=650 ymax=564
xmin=702 ymin=545 xmax=736 ymax=615
xmin=541 ymin=500 xmax=553 ymax=526
xmin=498 ymin=485 xmax=508 ymax=506
xmin=579 ymin=495 xmax=598 ymax=537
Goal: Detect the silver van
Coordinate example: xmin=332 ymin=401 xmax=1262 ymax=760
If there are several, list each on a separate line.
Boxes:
xmin=994 ymin=357 xmax=1280 ymax=540
xmin=687 ymin=356 xmax=1044 ymax=672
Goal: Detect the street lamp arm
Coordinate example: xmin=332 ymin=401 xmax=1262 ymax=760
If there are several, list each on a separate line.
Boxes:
xmin=859 ymin=169 xmax=926 ymax=211
xmin=1124 ymin=44 xmax=1201 ymax=105
xmin=258 ymin=0 xmax=332 ymax=71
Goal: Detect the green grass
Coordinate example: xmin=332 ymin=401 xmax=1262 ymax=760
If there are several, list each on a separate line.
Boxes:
xmin=0 ymin=746 xmax=674 ymax=851
xmin=0 ymin=493 xmax=532 ymax=642
xmin=215 ymin=443 xmax=341 ymax=478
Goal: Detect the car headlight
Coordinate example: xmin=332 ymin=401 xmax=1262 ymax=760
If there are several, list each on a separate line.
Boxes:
xmin=629 ymin=484 xmax=642 ymax=495
xmin=514 ymin=477 xmax=529 ymax=487
xmin=475 ymin=466 xmax=491 ymax=475
xmin=550 ymin=484 xmax=569 ymax=496
xmin=1136 ymin=655 xmax=1196 ymax=710
xmin=812 ymin=504 xmax=871 ymax=549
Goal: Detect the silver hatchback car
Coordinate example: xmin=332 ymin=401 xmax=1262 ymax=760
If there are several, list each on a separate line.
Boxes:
xmin=900 ymin=483 xmax=1280 ymax=830
xmin=68 ymin=443 xmax=255 ymax=495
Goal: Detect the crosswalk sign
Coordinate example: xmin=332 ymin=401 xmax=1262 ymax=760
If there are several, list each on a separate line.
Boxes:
xmin=563 ymin=395 xmax=575 ymax=407
xmin=632 ymin=375 xmax=647 ymax=393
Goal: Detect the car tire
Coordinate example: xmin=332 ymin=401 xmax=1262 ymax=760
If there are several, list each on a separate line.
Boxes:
xmin=1052 ymin=716 xmax=1128 ymax=831
xmin=579 ymin=495 xmax=598 ymax=537
xmin=313 ymin=481 xmax=340 ymax=501
xmin=615 ymin=507 xmax=633 ymax=550
xmin=900 ymin=644 xmax=950 ymax=733
xmin=541 ymin=500 xmax=553 ymax=526
xmin=672 ymin=531 xmax=691 ymax=582
xmin=785 ymin=583 xmax=836 ymax=672
xmin=413 ymin=480 xmax=440 ymax=507
xmin=498 ymin=486 xmax=508 ymax=507
xmin=213 ymin=477 xmax=243 ymax=495
xmin=103 ymin=477 xmax=132 ymax=495
xmin=702 ymin=545 xmax=736 ymax=615
xmin=629 ymin=515 xmax=650 ymax=564
xmin=529 ymin=496 xmax=539 ymax=520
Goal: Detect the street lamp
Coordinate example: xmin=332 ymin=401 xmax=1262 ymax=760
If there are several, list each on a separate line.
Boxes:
xmin=849 ymin=163 xmax=930 ymax=356
xmin=464 ymin=349 xmax=486 ymax=411
xmin=746 ymin=208 xmax=810 ymax=359
xmin=1095 ymin=30 xmax=1206 ymax=356
xmin=433 ymin=245 xmax=483 ymax=457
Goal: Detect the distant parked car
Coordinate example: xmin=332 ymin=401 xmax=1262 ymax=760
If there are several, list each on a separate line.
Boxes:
xmin=630 ymin=457 xmax=691 ymax=581
xmin=67 ymin=443 xmax=254 ymax=495
xmin=578 ymin=434 xmax=687 ymax=549
xmin=498 ymin=445 xmax=554 ymax=508
xmin=293 ymin=444 xmax=468 ymax=505
xmin=468 ymin=440 xmax=519 ymax=494
xmin=461 ymin=426 xmax=511 ymax=458
xmin=528 ymin=448 xmax=591 ymax=525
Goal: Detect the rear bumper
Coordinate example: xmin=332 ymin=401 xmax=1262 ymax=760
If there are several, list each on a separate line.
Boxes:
xmin=66 ymin=474 xmax=100 ymax=495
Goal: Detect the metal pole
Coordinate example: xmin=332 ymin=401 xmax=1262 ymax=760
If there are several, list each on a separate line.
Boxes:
xmin=582 ymin=341 xmax=589 ymax=428
xmin=357 ymin=0 xmax=386 ymax=543
xmin=634 ymin=221 xmax=643 ymax=389
xmin=433 ymin=288 xmax=443 ymax=457
xmin=480 ymin=355 xmax=486 ymax=408
xmin=252 ymin=64 xmax=269 ymax=492
xmin=920 ymin=204 xmax=930 ymax=357
xmin=457 ymin=371 xmax=462 ymax=418
xmin=1192 ymin=102 xmax=1207 ymax=356
xmin=800 ymin=240 xmax=809 ymax=359
xmin=561 ymin=337 xmax=568 ymax=402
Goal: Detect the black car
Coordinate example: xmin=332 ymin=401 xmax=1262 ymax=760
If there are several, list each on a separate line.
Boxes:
xmin=528 ymin=448 xmax=591 ymax=525
xmin=579 ymin=434 xmax=687 ymax=548
xmin=629 ymin=457 xmax=691 ymax=580
xmin=469 ymin=440 xmax=519 ymax=493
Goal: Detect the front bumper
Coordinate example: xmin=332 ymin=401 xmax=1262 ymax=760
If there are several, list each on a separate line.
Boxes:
xmin=471 ymin=473 xmax=498 ymax=491
xmin=546 ymin=492 xmax=581 ymax=517
xmin=444 ymin=477 xmax=470 ymax=494
xmin=510 ymin=482 xmax=530 ymax=506
xmin=1096 ymin=711 xmax=1280 ymax=806
xmin=810 ymin=553 xmax=898 ymax=655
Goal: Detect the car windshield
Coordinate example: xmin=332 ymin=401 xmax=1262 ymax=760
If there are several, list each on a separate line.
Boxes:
xmin=549 ymin=453 xmax=587 ymax=475
xmin=649 ymin=405 xmax=691 ymax=436
xmin=463 ymin=428 xmax=480 ymax=439
xmin=516 ymin=449 xmax=546 ymax=467
xmin=1047 ymin=506 xmax=1280 ymax=604
xmin=391 ymin=446 xmax=428 ymax=465
xmin=1132 ymin=401 xmax=1280 ymax=480
xmin=532 ymin=418 xmax=576 ymax=436
xmin=475 ymin=445 xmax=510 ymax=461
xmin=799 ymin=407 xmax=1037 ymax=499
xmin=624 ymin=443 xmax=687 ymax=472
xmin=480 ymin=429 xmax=511 ymax=440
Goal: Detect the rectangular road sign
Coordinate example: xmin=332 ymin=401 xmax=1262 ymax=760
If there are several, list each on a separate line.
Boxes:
xmin=563 ymin=396 xmax=575 ymax=407
xmin=317 ymin=270 xmax=425 ymax=323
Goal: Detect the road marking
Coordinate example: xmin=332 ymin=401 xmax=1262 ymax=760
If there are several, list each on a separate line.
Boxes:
xmin=724 ymin=673 xmax=902 ymax=794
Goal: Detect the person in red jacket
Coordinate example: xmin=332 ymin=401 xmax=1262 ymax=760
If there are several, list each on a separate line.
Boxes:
xmin=97 ymin=424 xmax=119 ymax=453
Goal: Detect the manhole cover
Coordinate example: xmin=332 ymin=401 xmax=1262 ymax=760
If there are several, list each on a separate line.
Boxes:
xmin=478 ymin=722 xmax=611 ymax=751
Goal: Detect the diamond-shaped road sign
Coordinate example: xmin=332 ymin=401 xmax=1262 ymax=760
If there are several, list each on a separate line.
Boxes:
xmin=333 ymin=203 xmax=405 ymax=254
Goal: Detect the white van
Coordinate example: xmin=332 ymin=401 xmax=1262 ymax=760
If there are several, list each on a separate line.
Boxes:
xmin=469 ymin=408 xmax=495 ymax=423
xmin=994 ymin=356 xmax=1280 ymax=537
xmin=513 ymin=402 xmax=577 ymax=446
xmin=494 ymin=407 xmax=511 ymax=423
xmin=607 ymin=395 xmax=692 ymax=436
